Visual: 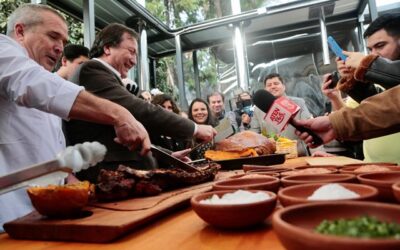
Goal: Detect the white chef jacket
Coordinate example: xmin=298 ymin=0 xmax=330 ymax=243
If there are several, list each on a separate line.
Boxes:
xmin=0 ymin=35 xmax=84 ymax=230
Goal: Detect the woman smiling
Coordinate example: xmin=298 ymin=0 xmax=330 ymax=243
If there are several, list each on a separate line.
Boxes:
xmin=188 ymin=98 xmax=219 ymax=160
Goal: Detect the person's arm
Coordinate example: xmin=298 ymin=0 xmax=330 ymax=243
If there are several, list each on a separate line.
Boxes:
xmin=0 ymin=38 xmax=150 ymax=155
xmin=295 ymin=85 xmax=400 ymax=146
xmin=329 ymin=85 xmax=400 ymax=141
xmin=348 ymin=53 xmax=400 ymax=90
xmin=68 ymin=91 xmax=151 ymax=155
xmin=335 ymin=55 xmax=382 ymax=103
xmin=78 ymin=61 xmax=216 ymax=142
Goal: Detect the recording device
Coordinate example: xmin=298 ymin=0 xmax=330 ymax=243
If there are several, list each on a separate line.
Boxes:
xmin=252 ymin=89 xmax=323 ymax=145
xmin=236 ymin=99 xmax=254 ymax=117
xmin=327 ymin=36 xmax=347 ymax=61
xmin=327 ymin=71 xmax=340 ymax=89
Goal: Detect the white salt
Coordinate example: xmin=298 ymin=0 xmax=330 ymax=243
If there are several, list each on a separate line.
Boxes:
xmin=307 ymin=183 xmax=360 ymax=200
xmin=200 ymin=189 xmax=271 ymax=205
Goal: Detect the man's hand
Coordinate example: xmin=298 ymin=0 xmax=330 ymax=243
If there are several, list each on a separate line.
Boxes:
xmin=321 ymin=73 xmax=345 ymax=111
xmin=343 ymin=51 xmax=365 ymax=69
xmin=194 ymin=124 xmax=217 ymax=142
xmin=114 ymin=115 xmax=151 ymax=156
xmin=321 ymin=73 xmax=340 ymax=100
xmin=293 ymin=116 xmax=337 ymax=148
xmin=171 ymin=148 xmax=192 ymax=162
xmin=336 ymin=57 xmax=352 ymax=78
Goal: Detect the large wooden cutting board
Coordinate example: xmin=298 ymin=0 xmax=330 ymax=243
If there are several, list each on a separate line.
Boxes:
xmin=4 ymin=172 xmax=238 ymax=243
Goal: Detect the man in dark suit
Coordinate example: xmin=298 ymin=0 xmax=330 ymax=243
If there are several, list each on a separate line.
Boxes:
xmin=65 ymin=23 xmax=216 ymax=182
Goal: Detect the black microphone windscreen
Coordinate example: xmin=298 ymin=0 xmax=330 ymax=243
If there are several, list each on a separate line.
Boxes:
xmin=252 ymin=89 xmax=276 ymax=112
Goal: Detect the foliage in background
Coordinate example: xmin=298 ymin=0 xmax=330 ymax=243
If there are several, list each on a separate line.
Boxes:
xmin=0 ymin=0 xmax=84 ymax=45
xmin=146 ymin=0 xmax=265 ymax=102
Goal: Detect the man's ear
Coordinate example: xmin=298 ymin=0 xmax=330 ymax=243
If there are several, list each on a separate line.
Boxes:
xmin=61 ymin=56 xmax=68 ymax=66
xmin=13 ymin=23 xmax=25 ymax=41
xmin=103 ymin=45 xmax=111 ymax=56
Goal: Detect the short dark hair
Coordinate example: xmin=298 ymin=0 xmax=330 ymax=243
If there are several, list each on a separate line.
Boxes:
xmin=151 ymin=94 xmax=180 ymax=114
xmin=206 ymin=91 xmax=224 ymax=103
xmin=54 ymin=44 xmax=89 ymax=71
xmin=63 ymin=44 xmax=89 ymax=61
xmin=188 ymin=98 xmax=218 ymax=127
xmin=90 ymin=23 xmax=139 ymax=58
xmin=263 ymin=73 xmax=284 ymax=86
xmin=237 ymin=91 xmax=251 ymax=102
xmin=364 ymin=13 xmax=400 ymax=39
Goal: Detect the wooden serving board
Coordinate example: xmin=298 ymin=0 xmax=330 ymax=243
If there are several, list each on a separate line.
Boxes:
xmin=4 ymin=172 xmax=238 ymax=243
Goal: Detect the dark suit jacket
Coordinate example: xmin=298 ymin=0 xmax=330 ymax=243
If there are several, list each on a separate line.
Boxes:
xmin=65 ymin=59 xmax=195 ymax=163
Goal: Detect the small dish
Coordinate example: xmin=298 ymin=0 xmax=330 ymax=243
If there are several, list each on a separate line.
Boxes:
xmin=229 ymin=172 xmax=280 ymax=179
xmin=191 ymin=190 xmax=277 ymax=229
xmin=392 ymin=182 xmax=400 ymax=203
xmin=213 ymin=176 xmax=280 ymax=192
xmin=278 ymin=183 xmax=378 ymax=207
xmin=243 ymin=164 xmax=290 ymax=173
xmin=281 ymin=174 xmax=356 ymax=187
xmin=281 ymin=167 xmax=337 ymax=177
xmin=357 ymin=171 xmax=400 ymax=201
xmin=340 ymin=164 xmax=400 ymax=175
xmin=272 ymin=201 xmax=400 ymax=250
xmin=27 ymin=181 xmax=93 ymax=217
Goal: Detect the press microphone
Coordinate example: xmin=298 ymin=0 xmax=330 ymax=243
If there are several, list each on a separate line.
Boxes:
xmin=252 ymin=89 xmax=323 ymax=146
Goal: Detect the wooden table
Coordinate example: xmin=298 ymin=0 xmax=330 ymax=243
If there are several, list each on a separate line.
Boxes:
xmin=0 ymin=157 xmax=325 ymax=250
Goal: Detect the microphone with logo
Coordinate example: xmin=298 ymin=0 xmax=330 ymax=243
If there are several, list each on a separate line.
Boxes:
xmin=252 ymin=89 xmax=323 ymax=146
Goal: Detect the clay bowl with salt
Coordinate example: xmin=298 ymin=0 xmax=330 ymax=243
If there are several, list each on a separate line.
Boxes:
xmin=278 ymin=183 xmax=379 ymax=207
xmin=357 ymin=171 xmax=400 ymax=202
xmin=191 ymin=190 xmax=277 ymax=229
xmin=213 ymin=175 xmax=280 ymax=193
xmin=281 ymin=173 xmax=357 ymax=187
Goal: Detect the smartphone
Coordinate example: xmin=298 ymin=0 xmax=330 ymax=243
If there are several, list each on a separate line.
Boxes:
xmin=327 ymin=36 xmax=347 ymax=61
xmin=327 ymin=71 xmax=340 ymax=89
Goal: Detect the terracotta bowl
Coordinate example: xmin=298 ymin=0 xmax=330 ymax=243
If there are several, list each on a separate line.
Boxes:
xmin=340 ymin=165 xmax=400 ymax=175
xmin=272 ymin=201 xmax=400 ymax=250
xmin=281 ymin=166 xmax=337 ymax=177
xmin=26 ymin=181 xmax=93 ymax=217
xmin=392 ymin=182 xmax=400 ymax=203
xmin=213 ymin=176 xmax=280 ymax=192
xmin=357 ymin=171 xmax=400 ymax=202
xmin=243 ymin=164 xmax=290 ymax=173
xmin=229 ymin=172 xmax=280 ymax=179
xmin=294 ymin=165 xmax=340 ymax=170
xmin=191 ymin=190 xmax=277 ymax=229
xmin=281 ymin=174 xmax=357 ymax=187
xmin=278 ymin=183 xmax=378 ymax=207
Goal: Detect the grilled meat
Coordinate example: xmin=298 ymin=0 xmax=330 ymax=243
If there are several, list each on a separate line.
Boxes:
xmin=95 ymin=163 xmax=220 ymax=201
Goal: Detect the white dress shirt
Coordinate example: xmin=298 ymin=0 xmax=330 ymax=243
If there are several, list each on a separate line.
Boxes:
xmin=0 ymin=34 xmax=84 ymax=230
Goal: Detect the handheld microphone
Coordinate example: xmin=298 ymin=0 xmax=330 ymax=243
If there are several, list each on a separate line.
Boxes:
xmin=252 ymin=89 xmax=323 ymax=146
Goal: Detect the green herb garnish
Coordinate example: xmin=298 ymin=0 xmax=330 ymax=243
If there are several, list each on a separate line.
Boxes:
xmin=315 ymin=215 xmax=400 ymax=239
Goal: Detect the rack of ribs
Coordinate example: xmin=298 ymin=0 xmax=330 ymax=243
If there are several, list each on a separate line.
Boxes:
xmin=95 ymin=163 xmax=220 ymax=201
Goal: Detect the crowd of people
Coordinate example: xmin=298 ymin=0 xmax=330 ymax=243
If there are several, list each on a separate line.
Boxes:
xmin=1 ymin=3 xmax=400 ymax=232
